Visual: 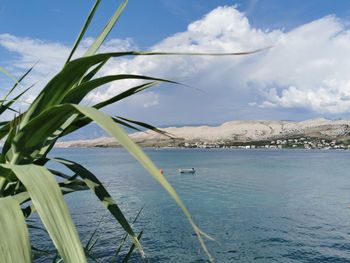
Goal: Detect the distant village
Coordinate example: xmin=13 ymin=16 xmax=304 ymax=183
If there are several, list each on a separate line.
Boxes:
xmin=178 ymin=137 xmax=350 ymax=150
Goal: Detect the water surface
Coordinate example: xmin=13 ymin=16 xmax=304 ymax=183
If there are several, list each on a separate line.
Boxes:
xmin=33 ymin=149 xmax=350 ymax=262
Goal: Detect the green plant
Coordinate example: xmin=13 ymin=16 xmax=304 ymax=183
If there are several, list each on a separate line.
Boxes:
xmin=0 ymin=1 xmax=258 ymax=262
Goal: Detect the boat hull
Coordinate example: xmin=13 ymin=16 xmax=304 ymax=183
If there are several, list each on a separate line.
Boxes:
xmin=178 ymin=168 xmax=195 ymax=174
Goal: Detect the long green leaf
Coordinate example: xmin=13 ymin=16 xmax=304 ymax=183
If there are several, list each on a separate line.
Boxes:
xmin=0 ymin=197 xmax=31 ymax=263
xmin=2 ymin=164 xmax=87 ymax=263
xmin=10 ymin=104 xmax=145 ymax=254
xmin=11 ymin=106 xmax=75 ymax=162
xmin=0 ymin=120 xmax=13 ymax=141
xmin=2 ymin=112 xmax=21 ymax=157
xmin=0 ymin=66 xmax=18 ymax=83
xmin=84 ymin=0 xmax=128 ymax=56
xmin=115 ymin=116 xmax=173 ymax=138
xmin=65 ymin=0 xmax=102 ymax=64
xmin=80 ymin=60 xmax=107 ymax=84
xmin=93 ymin=81 xmax=160 ymax=109
xmin=121 ymin=231 xmax=143 ymax=263
xmin=85 ymin=216 xmax=104 ymax=252
xmin=12 ymin=103 xmax=214 ymax=259
xmin=0 ymin=84 xmax=35 ymax=116
xmin=112 ymin=208 xmax=143 ymax=262
xmin=21 ymin=49 xmax=261 ymax=127
xmin=112 ymin=117 xmax=143 ymax=132
xmin=64 ymin=74 xmax=179 ymax=104
xmin=55 ymin=81 xmax=160 ymax=140
xmin=52 ymin=157 xmax=145 ymax=258
xmin=71 ymin=105 xmax=214 ymax=262
xmin=13 ymin=79 xmax=161 ymax=159
xmin=1 ymin=64 xmax=35 ymax=108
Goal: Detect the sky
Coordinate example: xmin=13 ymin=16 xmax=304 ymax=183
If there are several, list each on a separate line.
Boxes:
xmin=1 ymin=0 xmax=350 ymax=126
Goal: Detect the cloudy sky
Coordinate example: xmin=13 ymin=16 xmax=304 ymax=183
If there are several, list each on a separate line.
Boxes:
xmin=1 ymin=0 xmax=350 ymax=126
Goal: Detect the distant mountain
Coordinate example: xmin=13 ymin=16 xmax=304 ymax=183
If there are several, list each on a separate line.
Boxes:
xmin=60 ymin=123 xmax=139 ymax=141
xmin=60 ymin=124 xmax=107 ymax=141
xmin=60 ymin=123 xmax=222 ymax=141
xmin=56 ymin=118 xmax=350 ymax=147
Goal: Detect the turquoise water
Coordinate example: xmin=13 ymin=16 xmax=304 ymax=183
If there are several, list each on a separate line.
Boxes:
xmin=33 ymin=149 xmax=350 ymax=262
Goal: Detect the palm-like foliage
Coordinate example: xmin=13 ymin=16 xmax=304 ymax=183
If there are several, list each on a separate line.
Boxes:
xmin=0 ymin=1 xmax=258 ymax=262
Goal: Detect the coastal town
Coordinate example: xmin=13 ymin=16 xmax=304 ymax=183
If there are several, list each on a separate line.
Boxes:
xmin=56 ymin=119 xmax=350 ymax=149
xmin=179 ymin=137 xmax=350 ymax=150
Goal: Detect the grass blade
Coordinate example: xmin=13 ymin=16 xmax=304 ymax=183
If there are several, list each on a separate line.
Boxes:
xmin=65 ymin=0 xmax=102 ymax=64
xmin=0 ymin=66 xmax=18 ymax=83
xmin=1 ymin=64 xmax=35 ymax=108
xmin=121 ymin=231 xmax=143 ymax=263
xmin=84 ymin=0 xmax=128 ymax=56
xmin=0 ymin=84 xmax=34 ymax=116
xmin=112 ymin=207 xmax=143 ymax=262
xmin=85 ymin=216 xmax=103 ymax=251
xmin=0 ymin=197 xmax=31 ymax=263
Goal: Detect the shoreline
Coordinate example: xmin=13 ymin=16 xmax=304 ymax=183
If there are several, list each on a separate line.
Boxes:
xmin=53 ymin=145 xmax=350 ymax=151
xmin=56 ymin=118 xmax=350 ymax=150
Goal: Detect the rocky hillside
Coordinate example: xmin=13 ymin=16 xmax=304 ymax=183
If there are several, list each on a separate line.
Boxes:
xmin=56 ymin=118 xmax=350 ymax=147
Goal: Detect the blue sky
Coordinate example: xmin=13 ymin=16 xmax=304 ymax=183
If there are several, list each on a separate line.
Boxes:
xmin=2 ymin=0 xmax=350 ymax=48
xmin=1 ymin=1 xmax=350 ymax=125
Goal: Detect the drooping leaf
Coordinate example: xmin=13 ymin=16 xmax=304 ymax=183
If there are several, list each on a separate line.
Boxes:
xmin=64 ymin=74 xmax=179 ymax=104
xmin=112 ymin=117 xmax=143 ymax=132
xmin=21 ymin=48 xmax=262 ymax=127
xmin=115 ymin=116 xmax=173 ymax=138
xmin=0 ymin=197 xmax=31 ymax=263
xmin=2 ymin=164 xmax=87 ymax=263
xmin=56 ymin=81 xmax=161 ymax=140
xmin=11 ymin=191 xmax=30 ymax=204
xmin=93 ymin=81 xmax=160 ymax=109
xmin=11 ymin=103 xmax=213 ymax=260
xmin=58 ymin=179 xmax=89 ymax=194
xmin=70 ymin=105 xmax=214 ymax=261
xmin=52 ymin=157 xmax=145 ymax=258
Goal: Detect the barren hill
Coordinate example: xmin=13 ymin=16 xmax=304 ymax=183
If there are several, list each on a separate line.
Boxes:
xmin=56 ymin=118 xmax=350 ymax=148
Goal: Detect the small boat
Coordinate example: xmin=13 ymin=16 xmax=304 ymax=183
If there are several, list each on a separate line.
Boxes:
xmin=178 ymin=168 xmax=195 ymax=174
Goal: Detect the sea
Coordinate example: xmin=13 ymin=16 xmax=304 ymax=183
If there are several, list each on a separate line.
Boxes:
xmin=32 ymin=148 xmax=350 ymax=262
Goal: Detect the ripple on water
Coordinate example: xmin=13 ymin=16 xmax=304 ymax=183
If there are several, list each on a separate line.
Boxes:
xmin=29 ymin=148 xmax=350 ymax=262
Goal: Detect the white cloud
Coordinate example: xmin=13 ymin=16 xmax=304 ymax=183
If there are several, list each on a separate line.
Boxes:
xmin=249 ymin=15 xmax=350 ymax=114
xmin=1 ymin=6 xmax=350 ymax=123
xmin=96 ymin=7 xmax=350 ymax=119
xmin=0 ymin=34 xmax=137 ymax=111
xmin=0 ymin=33 xmax=70 ymax=87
